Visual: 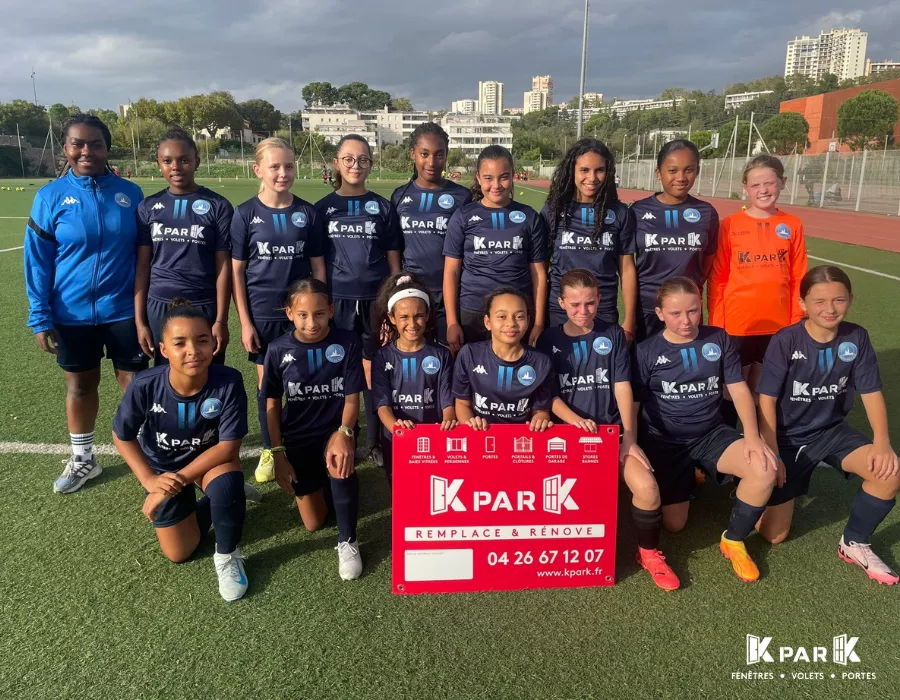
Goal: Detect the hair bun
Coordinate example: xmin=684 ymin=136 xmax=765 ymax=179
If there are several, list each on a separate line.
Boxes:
xmin=169 ymin=297 xmax=192 ymax=310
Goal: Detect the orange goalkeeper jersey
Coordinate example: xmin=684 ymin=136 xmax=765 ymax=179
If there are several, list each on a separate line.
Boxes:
xmin=707 ymin=210 xmax=808 ymax=336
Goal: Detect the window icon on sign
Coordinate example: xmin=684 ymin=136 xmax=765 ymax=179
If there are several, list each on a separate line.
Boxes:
xmin=485 ymin=436 xmax=496 ymax=453
xmin=513 ymin=437 xmax=533 ymax=453
xmin=416 ymin=437 xmax=431 ymax=454
xmin=447 ymin=437 xmax=467 ymax=452
xmin=547 ymin=437 xmax=566 ymax=453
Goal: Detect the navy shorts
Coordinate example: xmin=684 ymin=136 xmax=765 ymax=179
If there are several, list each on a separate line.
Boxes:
xmin=248 ymin=318 xmax=293 ymax=364
xmin=431 ymin=291 xmax=448 ymax=345
xmin=459 ymin=308 xmax=489 ymax=344
xmin=146 ymin=297 xmax=224 ymax=365
xmin=53 ymin=318 xmax=149 ymax=373
xmin=768 ymin=423 xmax=871 ymax=506
xmin=148 ymin=484 xmax=198 ymax=529
xmin=640 ymin=424 xmax=742 ymax=506
xmin=285 ymin=427 xmax=347 ymax=497
xmin=332 ymin=298 xmax=375 ymax=360
xmin=732 ymin=334 xmax=774 ymax=366
xmin=634 ymin=311 xmax=665 ymax=343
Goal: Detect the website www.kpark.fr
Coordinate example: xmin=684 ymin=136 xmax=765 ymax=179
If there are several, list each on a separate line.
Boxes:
xmin=536 ymin=566 xmax=604 ymax=578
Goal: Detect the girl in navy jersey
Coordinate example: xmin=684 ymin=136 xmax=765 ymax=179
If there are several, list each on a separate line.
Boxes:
xmin=453 ymin=287 xmax=555 ymax=430
xmin=630 ymin=141 xmax=718 ymax=342
xmin=536 ymin=269 xmax=678 ymax=590
xmin=113 ymin=299 xmax=250 ymax=602
xmin=231 ymin=137 xmax=327 ymax=484
xmin=542 ymin=139 xmax=637 ymax=341
xmin=136 ymin=128 xmax=234 ymax=364
xmin=757 ymin=266 xmax=899 ymax=585
xmin=371 ymin=273 xmax=456 ymax=485
xmin=391 ymin=123 xmax=472 ymax=342
xmin=443 ymin=146 xmax=549 ymax=351
xmin=263 ymin=279 xmax=365 ymax=580
xmin=634 ymin=277 xmax=777 ymax=583
xmin=315 ymin=134 xmax=402 ymax=467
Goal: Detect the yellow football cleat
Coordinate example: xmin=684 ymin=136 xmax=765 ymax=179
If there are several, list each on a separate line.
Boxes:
xmin=720 ymin=532 xmax=760 ymax=582
xmin=254 ymin=448 xmax=275 ymax=483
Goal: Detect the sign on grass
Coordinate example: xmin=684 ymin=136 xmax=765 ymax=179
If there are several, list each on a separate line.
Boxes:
xmin=391 ymin=424 xmax=619 ymax=595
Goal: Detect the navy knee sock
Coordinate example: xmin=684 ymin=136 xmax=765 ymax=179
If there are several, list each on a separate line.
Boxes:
xmin=257 ymin=389 xmax=271 ymax=449
xmin=329 ymin=471 xmax=359 ymax=543
xmin=204 ymin=471 xmax=247 ymax=554
xmin=196 ymin=495 xmax=212 ymax=538
xmin=364 ymin=390 xmax=381 ymax=447
xmin=844 ymin=488 xmax=895 ymax=544
xmin=632 ymin=505 xmax=662 ymax=550
xmin=725 ymin=497 xmax=766 ymax=541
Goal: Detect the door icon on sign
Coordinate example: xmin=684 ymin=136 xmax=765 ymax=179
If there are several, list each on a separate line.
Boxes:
xmin=485 ymin=436 xmax=495 ymax=453
xmin=547 ymin=437 xmax=566 ymax=453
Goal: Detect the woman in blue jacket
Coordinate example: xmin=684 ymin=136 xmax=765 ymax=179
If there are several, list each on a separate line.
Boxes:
xmin=24 ymin=114 xmax=146 ymax=495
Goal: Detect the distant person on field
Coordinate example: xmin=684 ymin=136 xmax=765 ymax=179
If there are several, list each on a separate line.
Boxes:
xmin=23 ymin=114 xmax=146 ymax=494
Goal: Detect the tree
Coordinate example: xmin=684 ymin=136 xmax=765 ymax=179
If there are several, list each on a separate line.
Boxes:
xmin=391 ymin=97 xmax=414 ymax=112
xmin=760 ymin=113 xmax=810 ymax=154
xmin=48 ymin=103 xmax=72 ymax=126
xmin=659 ymin=87 xmax=689 ymax=100
xmin=337 ymin=82 xmax=391 ymax=111
xmin=301 ymin=82 xmax=338 ymax=107
xmin=87 ymin=108 xmax=119 ymax=126
xmin=197 ymin=91 xmax=243 ymax=137
xmin=818 ymin=73 xmax=840 ymax=94
xmin=838 ymin=90 xmax=900 ymax=151
xmin=0 ymin=99 xmax=49 ymax=143
xmin=130 ymin=97 xmax=165 ymax=122
xmin=238 ymin=99 xmax=282 ymax=132
xmin=280 ymin=110 xmax=303 ymax=130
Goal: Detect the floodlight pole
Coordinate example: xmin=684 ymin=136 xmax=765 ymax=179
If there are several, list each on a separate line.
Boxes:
xmin=576 ymin=0 xmax=589 ymax=139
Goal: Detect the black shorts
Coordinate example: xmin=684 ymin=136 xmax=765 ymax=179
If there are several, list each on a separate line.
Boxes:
xmin=53 ymin=318 xmax=149 ymax=373
xmin=460 ymin=308 xmax=489 ymax=344
xmin=146 ymin=297 xmax=224 ymax=365
xmin=332 ymin=298 xmax=375 ymax=360
xmin=768 ymin=423 xmax=871 ymax=506
xmin=148 ymin=484 xmax=198 ymax=529
xmin=548 ymin=305 xmax=618 ymax=328
xmin=732 ymin=334 xmax=774 ymax=366
xmin=640 ymin=424 xmax=742 ymax=506
xmin=249 ymin=318 xmax=293 ymax=364
xmin=285 ymin=428 xmax=344 ymax=497
xmin=634 ymin=311 xmax=665 ymax=343
xmin=431 ymin=291 xmax=448 ymax=345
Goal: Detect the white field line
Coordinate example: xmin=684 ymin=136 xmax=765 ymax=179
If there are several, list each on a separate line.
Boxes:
xmin=0 ymin=246 xmax=23 ymax=253
xmin=0 ymin=441 xmax=263 ymax=458
xmin=0 ymin=216 xmax=28 ymax=219
xmin=807 ymin=255 xmax=900 ymax=282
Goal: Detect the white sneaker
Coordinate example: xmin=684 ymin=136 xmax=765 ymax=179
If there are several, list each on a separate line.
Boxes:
xmin=54 ymin=456 xmax=101 ymax=494
xmin=243 ymin=481 xmax=262 ymax=503
xmin=838 ymin=536 xmax=899 ymax=585
xmin=336 ymin=540 xmax=363 ymax=580
xmin=213 ymin=547 xmax=249 ymax=601
xmin=370 ymin=445 xmax=384 ymax=467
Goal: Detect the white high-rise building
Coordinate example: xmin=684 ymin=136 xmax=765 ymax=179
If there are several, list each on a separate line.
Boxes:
xmin=865 ymin=59 xmax=900 ymax=76
xmin=785 ymin=28 xmax=868 ymax=82
xmin=441 ymin=114 xmax=515 ymax=157
xmin=523 ymin=90 xmax=548 ymax=114
xmin=582 ymin=92 xmax=604 ymax=107
xmin=531 ymin=75 xmax=553 ymax=105
xmin=478 ymin=81 xmax=504 ymax=116
xmin=451 ymin=99 xmax=479 ymax=114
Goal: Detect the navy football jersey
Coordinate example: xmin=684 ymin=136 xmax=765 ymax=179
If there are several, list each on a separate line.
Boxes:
xmin=536 ymin=322 xmax=631 ymax=424
xmin=443 ymin=201 xmax=549 ymax=313
xmin=634 ymin=326 xmax=743 ymax=444
xmin=231 ymin=195 xmax=326 ymax=321
xmin=371 ymin=342 xmax=454 ymax=425
xmin=137 ymin=187 xmax=234 ymax=304
xmin=452 ymin=341 xmax=555 ymax=423
xmin=757 ymin=321 xmax=882 ymax=447
xmin=315 ymin=191 xmax=401 ymax=301
xmin=391 ymin=181 xmax=472 ymax=292
xmin=262 ymin=328 xmax=366 ymax=443
xmin=543 ymin=200 xmax=636 ymax=319
xmin=113 ymin=364 xmax=248 ymax=473
xmin=630 ymin=194 xmax=718 ymax=314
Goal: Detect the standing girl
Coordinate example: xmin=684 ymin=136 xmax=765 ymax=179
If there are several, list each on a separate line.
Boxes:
xmin=757 ymin=266 xmax=899 ymax=585
xmin=536 ymin=270 xmax=678 ymax=590
xmin=231 ymin=137 xmax=327 ymax=483
xmin=136 ymin=128 xmax=234 ymax=364
xmin=24 ymin=114 xmax=146 ymax=494
xmin=391 ymin=123 xmax=472 ymax=342
xmin=443 ymin=146 xmax=549 ymax=351
xmin=315 ymin=134 xmax=402 ymax=466
xmin=371 ymin=273 xmax=456 ymax=485
xmin=630 ymin=140 xmax=719 ymax=341
xmin=263 ymin=279 xmax=365 ymax=580
xmin=453 ymin=287 xmax=555 ymax=429
xmin=634 ymin=277 xmax=777 ymax=583
xmin=113 ymin=299 xmax=249 ymax=601
xmin=542 ymin=139 xmax=638 ymax=341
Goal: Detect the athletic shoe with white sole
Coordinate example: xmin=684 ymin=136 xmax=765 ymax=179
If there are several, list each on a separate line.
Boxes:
xmin=254 ymin=448 xmax=275 ymax=483
xmin=337 ymin=540 xmax=363 ymax=580
xmin=838 ymin=536 xmax=899 ymax=585
xmin=243 ymin=482 xmax=262 ymax=503
xmin=54 ymin=456 xmax=101 ymax=494
xmin=213 ymin=547 xmax=248 ymax=601
xmin=369 ymin=445 xmax=384 ymax=468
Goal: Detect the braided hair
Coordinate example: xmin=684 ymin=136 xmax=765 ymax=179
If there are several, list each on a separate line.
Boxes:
xmin=545 ymin=138 xmax=619 ymax=248
xmin=156 ymin=127 xmax=200 ymax=163
xmin=59 ymin=114 xmax=113 ymax=176
xmin=394 ymin=123 xmax=452 ymax=205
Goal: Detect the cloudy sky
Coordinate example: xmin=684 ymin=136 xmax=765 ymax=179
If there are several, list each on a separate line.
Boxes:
xmin=2 ymin=1 xmax=899 ymax=113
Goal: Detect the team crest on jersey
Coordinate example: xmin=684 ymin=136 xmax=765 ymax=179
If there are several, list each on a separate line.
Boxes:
xmin=365 ymin=201 xmax=380 ymax=215
xmin=593 ymin=336 xmax=613 ymax=355
xmin=683 ymin=208 xmax=701 ymax=223
xmin=114 ymin=193 xmax=131 ymax=208
xmin=701 ymin=343 xmax=722 ymax=362
xmin=604 ymin=209 xmax=616 ymax=225
xmin=326 ymin=344 xmax=345 ymax=363
xmin=438 ymin=194 xmax=455 ymax=210
xmin=838 ymin=342 xmax=858 ymax=362
xmin=509 ymin=210 xmax=527 ymax=224
xmin=192 ymin=200 xmax=211 ymax=215
xmin=422 ymin=356 xmax=441 ymax=374
xmin=776 ymin=223 xmax=791 ymax=240
xmin=292 ymin=212 xmax=307 ymax=228
xmin=200 ymin=398 xmax=222 ymax=419
xmin=517 ymin=365 xmax=536 ymax=386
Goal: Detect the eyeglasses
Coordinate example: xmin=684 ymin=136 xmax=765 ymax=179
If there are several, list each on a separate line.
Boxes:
xmin=340 ymin=155 xmax=372 ymax=168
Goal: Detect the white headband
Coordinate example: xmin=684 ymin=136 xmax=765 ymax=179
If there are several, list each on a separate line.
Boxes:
xmin=388 ymin=288 xmax=431 ymax=313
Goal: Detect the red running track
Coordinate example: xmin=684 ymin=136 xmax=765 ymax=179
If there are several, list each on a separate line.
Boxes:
xmin=523 ymin=181 xmax=900 ymax=253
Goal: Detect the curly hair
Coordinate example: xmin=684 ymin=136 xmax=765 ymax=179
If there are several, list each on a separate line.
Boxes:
xmin=372 ymin=272 xmax=437 ymax=347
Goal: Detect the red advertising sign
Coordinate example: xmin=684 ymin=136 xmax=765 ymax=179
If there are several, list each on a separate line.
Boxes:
xmin=391 ymin=424 xmax=619 ymax=595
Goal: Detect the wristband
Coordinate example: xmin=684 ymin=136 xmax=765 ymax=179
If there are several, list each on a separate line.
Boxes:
xmin=337 ymin=426 xmax=354 ymax=438
xmin=270 ymin=446 xmax=286 ymax=454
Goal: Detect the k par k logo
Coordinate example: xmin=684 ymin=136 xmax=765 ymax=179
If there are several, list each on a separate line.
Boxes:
xmin=746 ymin=634 xmax=860 ymax=665
xmin=429 ymin=475 xmax=578 ymax=515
